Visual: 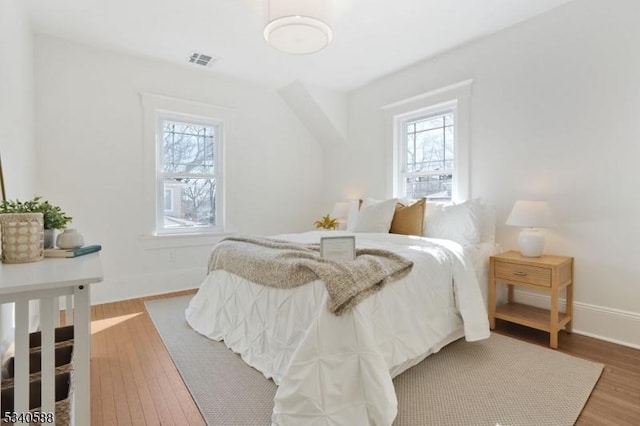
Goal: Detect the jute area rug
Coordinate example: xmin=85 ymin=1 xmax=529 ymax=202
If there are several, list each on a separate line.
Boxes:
xmin=146 ymin=296 xmax=603 ymax=426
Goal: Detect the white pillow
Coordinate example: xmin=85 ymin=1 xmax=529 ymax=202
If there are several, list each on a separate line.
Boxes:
xmin=424 ymin=200 xmax=481 ymax=246
xmin=473 ymin=198 xmax=496 ymax=243
xmin=351 ymin=198 xmax=398 ymax=233
xmin=346 ymin=199 xmax=362 ymax=231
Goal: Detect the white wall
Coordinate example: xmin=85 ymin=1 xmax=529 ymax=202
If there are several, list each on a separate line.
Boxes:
xmin=0 ymin=0 xmax=38 ymax=355
xmin=0 ymin=0 xmax=36 ymax=198
xmin=34 ymin=36 xmax=323 ymax=304
xmin=323 ymin=0 xmax=640 ymax=347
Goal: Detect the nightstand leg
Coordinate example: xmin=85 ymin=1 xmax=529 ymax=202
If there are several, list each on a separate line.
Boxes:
xmin=489 ymin=261 xmax=496 ymax=329
xmin=565 ymin=282 xmax=574 ymax=334
xmin=507 ymin=284 xmax=514 ymax=303
xmin=550 ymin=280 xmax=559 ymax=349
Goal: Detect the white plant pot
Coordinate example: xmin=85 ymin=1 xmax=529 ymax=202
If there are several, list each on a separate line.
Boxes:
xmin=56 ymin=229 xmax=84 ymax=249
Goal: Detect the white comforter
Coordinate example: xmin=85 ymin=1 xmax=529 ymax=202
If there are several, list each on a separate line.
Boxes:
xmin=186 ymin=232 xmax=490 ymax=426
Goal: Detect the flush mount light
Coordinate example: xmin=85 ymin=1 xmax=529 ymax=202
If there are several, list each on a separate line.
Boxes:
xmin=264 ymin=0 xmax=333 ymax=55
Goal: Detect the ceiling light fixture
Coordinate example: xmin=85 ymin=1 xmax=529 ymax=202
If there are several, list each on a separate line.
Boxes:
xmin=264 ymin=0 xmax=333 ymax=55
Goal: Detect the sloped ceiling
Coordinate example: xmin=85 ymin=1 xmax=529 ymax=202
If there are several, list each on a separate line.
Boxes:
xmin=26 ymin=0 xmax=573 ymax=91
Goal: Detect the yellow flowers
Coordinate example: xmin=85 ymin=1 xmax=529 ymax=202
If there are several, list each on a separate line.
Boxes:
xmin=314 ymin=214 xmax=339 ymax=230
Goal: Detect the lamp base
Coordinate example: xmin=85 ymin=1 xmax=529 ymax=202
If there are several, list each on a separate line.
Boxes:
xmin=518 ymin=228 xmax=545 ymax=257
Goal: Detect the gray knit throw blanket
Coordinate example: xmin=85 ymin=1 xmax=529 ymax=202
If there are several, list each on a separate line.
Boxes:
xmin=208 ymin=236 xmax=414 ymax=315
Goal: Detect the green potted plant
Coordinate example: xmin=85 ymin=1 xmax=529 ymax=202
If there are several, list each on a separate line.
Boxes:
xmin=0 ymin=196 xmax=72 ymax=248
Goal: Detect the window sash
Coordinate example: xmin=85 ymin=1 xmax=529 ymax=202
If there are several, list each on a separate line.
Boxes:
xmin=159 ymin=177 xmax=218 ymax=232
xmin=402 ymin=169 xmax=454 ymax=178
xmin=161 ymin=172 xmax=215 ymax=180
xmin=398 ymin=109 xmax=455 ymax=200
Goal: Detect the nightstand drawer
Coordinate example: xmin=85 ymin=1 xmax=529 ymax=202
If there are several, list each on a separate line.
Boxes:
xmin=494 ymin=261 xmax=551 ymax=287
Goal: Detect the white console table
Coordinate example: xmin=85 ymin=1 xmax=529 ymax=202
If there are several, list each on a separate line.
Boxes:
xmin=0 ymin=253 xmax=102 ymax=425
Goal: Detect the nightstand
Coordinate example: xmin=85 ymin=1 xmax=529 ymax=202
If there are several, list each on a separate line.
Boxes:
xmin=488 ymin=251 xmax=574 ymax=349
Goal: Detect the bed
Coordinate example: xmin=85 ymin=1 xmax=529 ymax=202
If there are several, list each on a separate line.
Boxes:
xmin=186 ymin=199 xmax=499 ymax=425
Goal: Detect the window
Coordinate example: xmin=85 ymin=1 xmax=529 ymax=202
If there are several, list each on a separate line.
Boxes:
xmin=387 ymin=79 xmax=471 ymax=202
xmin=141 ymin=93 xmax=231 ymax=239
xmin=400 ymin=110 xmax=455 ymax=200
xmin=156 ymin=116 xmax=222 ymax=233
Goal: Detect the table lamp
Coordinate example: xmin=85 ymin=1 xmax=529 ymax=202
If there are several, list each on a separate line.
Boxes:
xmin=506 ymin=200 xmax=555 ymax=257
xmin=330 ymin=202 xmax=350 ymax=230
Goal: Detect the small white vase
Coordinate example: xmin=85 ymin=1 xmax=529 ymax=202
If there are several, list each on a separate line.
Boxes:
xmin=56 ymin=229 xmax=84 ymax=249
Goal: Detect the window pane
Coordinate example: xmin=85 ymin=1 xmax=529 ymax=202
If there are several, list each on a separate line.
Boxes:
xmin=162 ymin=178 xmax=217 ymax=229
xmin=415 ymin=116 xmax=444 ymax=132
xmin=445 ymin=127 xmax=454 ymax=160
xmin=164 ymin=189 xmax=172 ymax=211
xmin=412 ymin=129 xmax=445 ymax=172
xmin=162 ymin=120 xmax=215 ymax=174
xmin=405 ymin=175 xmax=452 ymax=200
xmin=406 ymin=134 xmax=416 ymax=172
xmin=406 ymin=122 xmax=415 ymax=134
xmin=444 ymin=113 xmax=454 ymax=126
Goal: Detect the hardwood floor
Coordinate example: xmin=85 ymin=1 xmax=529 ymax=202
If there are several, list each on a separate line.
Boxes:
xmin=91 ymin=291 xmax=640 ymax=425
xmin=90 ymin=290 xmax=205 ymax=426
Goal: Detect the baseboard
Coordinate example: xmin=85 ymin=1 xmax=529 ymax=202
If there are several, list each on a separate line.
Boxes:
xmin=513 ymin=289 xmax=640 ymax=350
xmin=91 ymin=267 xmax=206 ymax=306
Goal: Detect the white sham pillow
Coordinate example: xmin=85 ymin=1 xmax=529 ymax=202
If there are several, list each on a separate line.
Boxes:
xmin=424 ymin=200 xmax=481 ymax=246
xmin=473 ymin=198 xmax=496 ymax=243
xmin=351 ymin=198 xmax=398 ymax=233
xmin=346 ymin=199 xmax=362 ymax=231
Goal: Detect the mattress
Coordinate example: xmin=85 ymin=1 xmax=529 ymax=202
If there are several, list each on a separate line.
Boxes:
xmin=186 ymin=231 xmax=491 ymax=425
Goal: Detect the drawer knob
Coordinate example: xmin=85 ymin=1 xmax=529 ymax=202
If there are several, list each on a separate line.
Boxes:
xmin=513 ymin=271 xmax=528 ymax=276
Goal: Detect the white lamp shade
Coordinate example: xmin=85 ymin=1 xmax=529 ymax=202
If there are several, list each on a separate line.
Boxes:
xmin=264 ymin=0 xmax=333 ymax=54
xmin=330 ymin=201 xmax=350 ymax=219
xmin=506 ymin=200 xmax=556 ymax=228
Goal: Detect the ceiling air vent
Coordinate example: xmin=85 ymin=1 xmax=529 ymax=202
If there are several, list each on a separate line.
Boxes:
xmin=188 ymin=52 xmax=216 ymax=67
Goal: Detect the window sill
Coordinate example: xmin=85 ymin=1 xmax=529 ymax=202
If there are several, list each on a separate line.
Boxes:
xmin=140 ymin=231 xmax=233 ymax=250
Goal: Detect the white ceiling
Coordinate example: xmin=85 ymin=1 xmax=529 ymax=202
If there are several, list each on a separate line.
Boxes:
xmin=26 ymin=0 xmax=573 ymax=91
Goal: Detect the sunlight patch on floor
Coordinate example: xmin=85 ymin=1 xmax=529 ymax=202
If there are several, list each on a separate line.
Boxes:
xmin=91 ymin=313 xmax=142 ymax=334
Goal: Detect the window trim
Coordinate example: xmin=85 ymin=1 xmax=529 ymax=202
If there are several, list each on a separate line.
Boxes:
xmin=140 ymin=92 xmax=233 ymax=239
xmin=382 ymin=79 xmax=472 ymax=202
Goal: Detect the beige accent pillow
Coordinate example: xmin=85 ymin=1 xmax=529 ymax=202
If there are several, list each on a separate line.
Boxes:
xmin=390 ymin=198 xmax=426 ymax=236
